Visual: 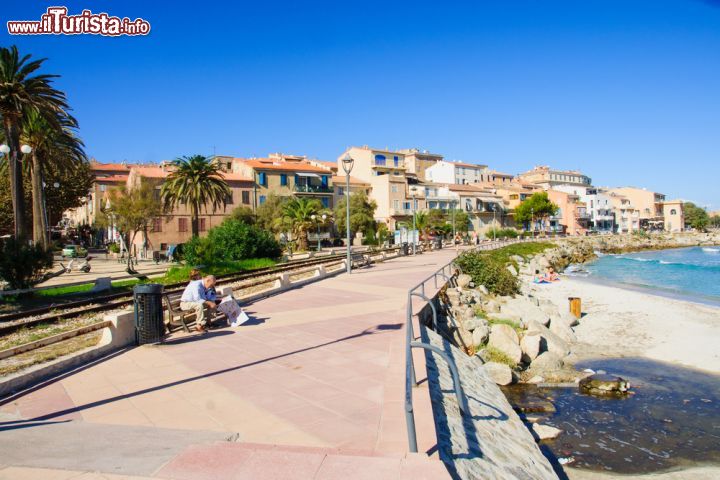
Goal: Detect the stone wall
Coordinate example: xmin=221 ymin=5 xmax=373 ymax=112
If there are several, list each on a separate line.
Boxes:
xmin=420 ymin=326 xmax=558 ymax=479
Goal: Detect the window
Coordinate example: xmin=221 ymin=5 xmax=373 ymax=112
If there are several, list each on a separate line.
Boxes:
xmin=152 ymin=218 xmax=162 ymax=232
xmin=225 ymin=192 xmax=234 ymax=204
xmin=321 ymin=175 xmax=328 ymax=188
xmin=391 ymin=185 xmax=398 ymax=193
xmin=99 ymin=184 xmax=106 ymax=192
xmin=338 ymin=187 xmax=344 ymax=195
xmin=258 ymin=172 xmax=267 ymax=186
xmin=393 ymin=155 xmax=399 ymax=167
xmin=259 ymin=195 xmax=266 ymax=205
xmin=393 ymin=200 xmax=400 ymax=210
xmin=374 ymin=154 xmax=386 ymax=166
xmin=280 ymin=174 xmax=287 ymax=186
xmin=670 ymin=209 xmax=677 ymax=215
xmin=403 ymin=201 xmax=411 ymax=210
xmin=178 ymin=218 xmax=188 ymax=232
xmin=321 ymin=197 xmax=329 ymax=208
xmin=199 ymin=218 xmax=207 ymax=232
xmin=241 ymin=191 xmax=250 ymax=204
xmin=160 ymin=243 xmax=168 ymax=251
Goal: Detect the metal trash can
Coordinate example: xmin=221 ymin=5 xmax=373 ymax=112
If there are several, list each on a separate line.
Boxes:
xmin=434 ymin=238 xmax=443 ymax=250
xmin=133 ymin=284 xmax=165 ymax=345
xmin=401 ymin=243 xmax=410 ymax=256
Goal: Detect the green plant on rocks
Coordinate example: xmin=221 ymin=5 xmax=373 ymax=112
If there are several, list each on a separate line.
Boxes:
xmin=478 ymin=344 xmax=517 ymax=369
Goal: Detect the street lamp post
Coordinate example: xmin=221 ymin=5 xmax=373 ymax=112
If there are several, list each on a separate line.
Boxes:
xmin=311 ymin=214 xmax=326 ymax=252
xmin=451 ymin=200 xmax=457 ymax=251
xmin=341 ymin=154 xmax=354 ymax=274
xmin=0 ymin=143 xmax=33 ymax=239
xmin=492 ymin=204 xmax=497 ymax=241
xmin=531 ymin=207 xmax=535 ymax=239
xmin=411 ymin=188 xmax=417 ymax=255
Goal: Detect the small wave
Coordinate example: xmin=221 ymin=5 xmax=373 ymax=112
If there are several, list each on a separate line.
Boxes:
xmin=702 ymin=247 xmax=719 ymax=253
xmin=626 ymin=257 xmax=654 ymax=262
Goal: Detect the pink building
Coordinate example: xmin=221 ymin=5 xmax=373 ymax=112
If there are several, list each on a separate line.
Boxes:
xmin=547 ymin=190 xmax=589 ymax=236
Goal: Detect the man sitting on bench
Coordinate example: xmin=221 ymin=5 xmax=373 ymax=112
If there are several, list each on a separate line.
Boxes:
xmin=179 ymin=274 xmax=218 ymax=333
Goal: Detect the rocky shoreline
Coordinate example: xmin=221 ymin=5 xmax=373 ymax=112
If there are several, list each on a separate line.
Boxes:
xmin=435 ymin=231 xmax=720 ymax=444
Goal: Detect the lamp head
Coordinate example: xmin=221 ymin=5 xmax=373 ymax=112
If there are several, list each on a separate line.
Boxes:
xmin=321 ymin=214 xmax=327 ymax=220
xmin=20 ymin=145 xmax=32 ymax=154
xmin=0 ymin=144 xmax=9 ymax=154
xmin=341 ymin=153 xmax=354 ymax=174
xmin=311 ymin=214 xmax=316 ymax=220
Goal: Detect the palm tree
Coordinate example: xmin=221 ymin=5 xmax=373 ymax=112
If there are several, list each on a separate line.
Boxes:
xmin=413 ymin=211 xmax=432 ymax=246
xmin=0 ymin=45 xmax=69 ymax=239
xmin=281 ymin=198 xmax=321 ymax=252
xmin=22 ymin=109 xmax=86 ymax=248
xmin=160 ymin=155 xmax=231 ymax=237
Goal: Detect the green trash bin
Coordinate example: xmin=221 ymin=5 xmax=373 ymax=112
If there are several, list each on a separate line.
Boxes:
xmin=133 ymin=284 xmax=165 ymax=345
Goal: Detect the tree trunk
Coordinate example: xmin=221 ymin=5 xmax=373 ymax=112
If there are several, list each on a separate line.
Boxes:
xmin=127 ymin=231 xmax=138 ymax=272
xmin=30 ymin=151 xmax=49 ymax=249
xmin=191 ymin=202 xmax=199 ymax=237
xmin=2 ymin=116 xmax=27 ymax=240
xmin=299 ymin=228 xmax=308 ymax=252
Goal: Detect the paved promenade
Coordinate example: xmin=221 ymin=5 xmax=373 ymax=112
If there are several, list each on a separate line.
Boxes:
xmin=0 ymin=249 xmax=460 ymax=479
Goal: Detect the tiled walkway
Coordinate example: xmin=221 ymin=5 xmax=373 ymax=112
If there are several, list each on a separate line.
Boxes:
xmin=0 ymin=249 xmax=460 ymax=479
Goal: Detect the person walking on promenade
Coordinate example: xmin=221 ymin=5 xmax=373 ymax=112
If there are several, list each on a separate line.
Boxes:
xmin=180 ymin=274 xmax=218 ymax=332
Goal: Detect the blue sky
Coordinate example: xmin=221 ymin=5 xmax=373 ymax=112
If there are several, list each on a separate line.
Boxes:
xmin=2 ymin=0 xmax=719 ymax=209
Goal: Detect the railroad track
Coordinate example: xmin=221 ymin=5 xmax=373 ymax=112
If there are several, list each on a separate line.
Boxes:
xmin=0 ymin=248 xmax=399 ymax=336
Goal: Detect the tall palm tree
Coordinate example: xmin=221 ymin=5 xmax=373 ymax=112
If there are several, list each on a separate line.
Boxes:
xmin=0 ymin=45 xmax=69 ymax=239
xmin=281 ymin=198 xmax=321 ymax=252
xmin=160 ymin=155 xmax=231 ymax=237
xmin=413 ymin=211 xmax=431 ymax=246
xmin=22 ymin=109 xmax=86 ymax=248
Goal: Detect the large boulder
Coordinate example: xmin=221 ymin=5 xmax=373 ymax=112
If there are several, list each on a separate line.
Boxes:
xmin=526 ymin=320 xmax=571 ymax=356
xmin=559 ymin=310 xmax=580 ymax=327
xmin=476 ymin=284 xmax=489 ymax=296
xmin=472 ymin=325 xmax=490 ymax=346
xmin=483 ymin=299 xmax=501 ymax=313
xmin=506 ymin=264 xmax=518 ymax=276
xmin=531 ymin=424 xmax=562 ymax=441
xmin=501 ymin=297 xmax=550 ymax=327
xmin=549 ymin=318 xmax=577 ymax=343
xmin=456 ymin=274 xmax=473 ymax=288
xmin=520 ymin=331 xmax=542 ymax=362
xmin=488 ymin=324 xmax=522 ymax=364
xmin=529 ymin=351 xmax=565 ymax=374
xmin=452 ymin=327 xmax=474 ymax=351
xmin=483 ymin=362 xmax=513 ymax=385
xmin=463 ymin=316 xmax=487 ymax=332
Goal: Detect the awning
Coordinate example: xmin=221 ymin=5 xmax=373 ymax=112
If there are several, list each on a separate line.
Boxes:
xmin=296 ymin=172 xmax=320 ymax=178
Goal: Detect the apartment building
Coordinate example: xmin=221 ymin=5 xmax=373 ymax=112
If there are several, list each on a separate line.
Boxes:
xmin=336 ymin=146 xmax=420 ymax=229
xmin=607 ymin=187 xmax=665 ymax=228
xmin=546 ymin=190 xmax=589 ymax=236
xmin=65 ymin=161 xmax=130 ymax=230
xmin=608 ymin=192 xmax=640 ymax=233
xmin=552 ymin=185 xmax=615 ymax=232
xmin=232 ymin=153 xmax=334 ymax=209
xmin=123 ymin=165 xmax=254 ymax=253
xmin=425 ymin=160 xmax=489 ymax=185
xmin=517 ymin=166 xmax=592 ymax=189
xmin=398 ymin=148 xmax=444 ymax=181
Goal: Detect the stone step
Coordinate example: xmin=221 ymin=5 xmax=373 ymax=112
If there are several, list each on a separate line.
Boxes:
xmin=155 ymin=441 xmax=451 ymax=479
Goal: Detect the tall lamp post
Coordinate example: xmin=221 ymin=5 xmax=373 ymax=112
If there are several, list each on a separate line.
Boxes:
xmin=0 ymin=143 xmax=33 ymax=239
xmin=531 ymin=207 xmax=535 ymax=239
xmin=342 ymin=154 xmax=354 ymax=274
xmin=311 ymin=214 xmax=326 ymax=252
xmin=492 ymin=203 xmax=497 ymax=241
xmin=410 ymin=187 xmax=417 ymax=255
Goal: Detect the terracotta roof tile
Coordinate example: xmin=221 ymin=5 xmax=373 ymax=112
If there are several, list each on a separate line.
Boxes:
xmin=237 ymin=158 xmax=333 ymax=174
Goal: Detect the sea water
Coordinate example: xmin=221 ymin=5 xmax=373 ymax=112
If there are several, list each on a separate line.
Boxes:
xmin=583 ymin=246 xmax=720 ymax=306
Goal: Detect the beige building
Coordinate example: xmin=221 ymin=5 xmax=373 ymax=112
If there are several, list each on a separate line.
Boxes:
xmin=337 ymin=146 xmax=422 ymax=230
xmin=398 ymin=148 xmax=444 ymax=181
xmin=607 ymin=187 xmax=665 ymax=227
xmin=517 ymin=166 xmax=591 ymax=189
xmin=662 ymin=200 xmax=685 ymax=232
xmin=607 ymin=192 xmax=640 ymax=233
xmin=232 ymin=153 xmax=335 ymax=210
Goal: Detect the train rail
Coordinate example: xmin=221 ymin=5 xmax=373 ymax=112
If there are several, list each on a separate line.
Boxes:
xmin=0 ymin=248 xmax=399 ymax=336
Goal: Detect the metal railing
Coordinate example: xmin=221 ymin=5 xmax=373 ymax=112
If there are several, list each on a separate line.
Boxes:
xmin=404 ymin=237 xmax=532 ymax=452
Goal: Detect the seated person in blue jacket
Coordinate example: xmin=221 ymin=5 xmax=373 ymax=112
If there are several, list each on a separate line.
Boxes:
xmin=180 ymin=274 xmax=218 ymax=332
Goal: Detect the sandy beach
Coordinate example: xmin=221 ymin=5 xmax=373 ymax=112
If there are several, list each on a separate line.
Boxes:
xmin=526 ymin=276 xmax=720 ymax=374
xmin=524 ymin=274 xmax=720 ymax=480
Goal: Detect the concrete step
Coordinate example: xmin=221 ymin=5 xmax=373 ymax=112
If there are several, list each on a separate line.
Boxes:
xmin=155 ymin=441 xmax=451 ymax=479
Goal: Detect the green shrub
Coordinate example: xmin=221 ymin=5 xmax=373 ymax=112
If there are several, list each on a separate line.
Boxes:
xmin=181 ymin=219 xmax=281 ymax=265
xmin=0 ymin=238 xmax=54 ymax=290
xmin=108 ymin=243 xmax=120 ymax=254
xmin=455 ymin=250 xmax=519 ymax=296
xmin=486 ymin=228 xmax=518 ymax=239
xmin=479 ymin=344 xmax=517 ymax=368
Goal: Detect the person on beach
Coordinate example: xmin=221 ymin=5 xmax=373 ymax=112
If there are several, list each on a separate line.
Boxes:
xmin=533 ymin=269 xmax=550 ymax=284
xmin=544 ymin=267 xmax=560 ymax=282
xmin=180 ymin=274 xmax=218 ymax=332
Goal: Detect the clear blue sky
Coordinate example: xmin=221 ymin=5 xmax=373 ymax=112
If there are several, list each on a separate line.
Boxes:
xmin=2 ymin=0 xmax=719 ymax=209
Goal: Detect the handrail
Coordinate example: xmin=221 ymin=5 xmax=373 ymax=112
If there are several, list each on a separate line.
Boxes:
xmin=404 ymin=237 xmax=540 ymax=453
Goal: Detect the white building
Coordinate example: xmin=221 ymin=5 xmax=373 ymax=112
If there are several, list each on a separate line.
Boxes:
xmin=553 ymin=185 xmax=615 ymax=232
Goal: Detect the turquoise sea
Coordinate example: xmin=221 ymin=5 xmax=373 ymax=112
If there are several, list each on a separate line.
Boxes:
xmin=579 ymin=246 xmax=720 ymax=306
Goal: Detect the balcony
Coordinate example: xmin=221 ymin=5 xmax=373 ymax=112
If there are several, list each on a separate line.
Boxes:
xmin=391 ymin=208 xmax=413 ymax=216
xmin=294 ymin=184 xmax=333 ymax=194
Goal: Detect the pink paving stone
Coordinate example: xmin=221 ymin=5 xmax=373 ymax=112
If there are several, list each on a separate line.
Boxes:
xmin=156 ymin=443 xmax=255 ymax=480
xmin=314 ymin=454 xmax=402 ymax=480
xmin=231 ymin=447 xmax=326 ymax=480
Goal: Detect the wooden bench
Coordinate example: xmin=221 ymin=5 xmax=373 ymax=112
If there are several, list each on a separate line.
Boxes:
xmin=351 ymin=252 xmax=371 ymax=268
xmin=163 ymin=294 xmax=229 ymax=333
